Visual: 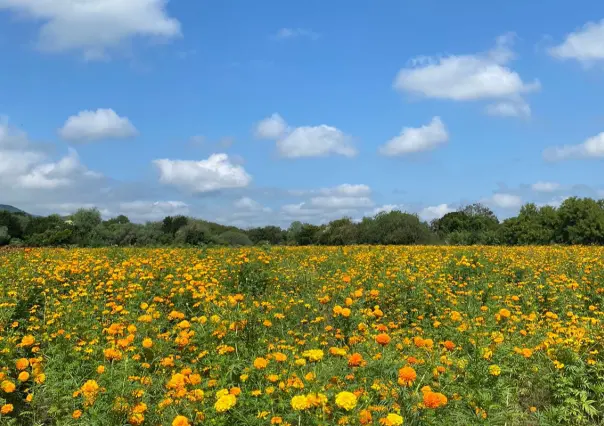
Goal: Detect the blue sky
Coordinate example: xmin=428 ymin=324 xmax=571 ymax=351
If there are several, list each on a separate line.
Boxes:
xmin=1 ymin=0 xmax=604 ymax=226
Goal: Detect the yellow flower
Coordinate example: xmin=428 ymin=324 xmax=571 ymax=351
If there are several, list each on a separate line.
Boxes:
xmin=302 ymin=349 xmax=324 ymax=362
xmin=1 ymin=380 xmax=16 ymax=393
xmin=18 ymin=371 xmax=30 ymax=382
xmin=142 ymin=338 xmax=153 ymax=349
xmin=214 ymin=394 xmax=237 ymax=412
xmin=172 ymin=415 xmax=190 ymax=426
xmin=335 ymin=391 xmax=357 ymax=411
xmin=1 ymin=404 xmax=14 ymax=415
xmin=385 ymin=413 xmax=404 ymax=425
xmin=253 ymin=357 xmax=269 ymax=369
xmin=489 ymin=365 xmax=501 ymax=376
xmin=291 ymin=395 xmax=310 ymax=410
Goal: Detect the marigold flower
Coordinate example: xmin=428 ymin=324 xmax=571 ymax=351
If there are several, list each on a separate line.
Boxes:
xmin=397 ymin=366 xmax=417 ymax=387
xmin=335 ymin=391 xmax=357 ymax=411
xmin=1 ymin=380 xmax=16 ymax=393
xmin=291 ymin=395 xmax=310 ymax=410
xmin=375 ymin=333 xmax=391 ymax=346
xmin=423 ymin=391 xmax=448 ymax=408
xmin=1 ymin=404 xmax=14 ymax=415
xmin=214 ymin=394 xmax=236 ymax=412
xmin=15 ymin=358 xmax=29 ymax=371
xmin=172 ymin=415 xmax=190 ymax=426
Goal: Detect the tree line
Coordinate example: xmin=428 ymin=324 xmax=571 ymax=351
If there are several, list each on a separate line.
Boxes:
xmin=1 ymin=196 xmax=604 ymax=247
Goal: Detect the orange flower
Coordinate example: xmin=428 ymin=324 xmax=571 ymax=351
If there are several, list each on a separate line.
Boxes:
xmin=443 ymin=340 xmax=456 ymax=351
xmin=398 ymin=366 xmax=417 ymax=387
xmin=359 ymin=409 xmax=373 ymax=424
xmin=348 ymin=353 xmax=364 ymax=367
xmin=423 ymin=391 xmax=448 ymax=408
xmin=15 ymin=358 xmax=29 ymax=371
xmin=375 ymin=333 xmax=391 ymax=346
xmin=172 ymin=415 xmax=190 ymax=426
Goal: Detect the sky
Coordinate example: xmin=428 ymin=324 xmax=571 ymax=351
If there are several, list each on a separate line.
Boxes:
xmin=1 ymin=0 xmax=604 ymax=227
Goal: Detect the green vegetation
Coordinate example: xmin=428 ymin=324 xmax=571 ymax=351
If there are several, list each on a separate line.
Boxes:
xmin=2 ymin=197 xmax=604 ymax=247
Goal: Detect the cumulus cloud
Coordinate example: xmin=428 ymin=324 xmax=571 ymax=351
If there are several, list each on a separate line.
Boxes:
xmin=59 ymin=109 xmax=138 ymax=143
xmin=0 ymin=121 xmax=101 ymax=191
xmin=154 ymin=153 xmax=252 ymax=193
xmin=543 ymin=132 xmax=604 ymax=161
xmin=253 ymin=114 xmax=357 ymax=158
xmin=234 ymin=197 xmax=272 ymax=213
xmin=531 ymin=181 xmax=561 ymax=192
xmin=549 ymin=19 xmax=604 ymax=64
xmin=489 ymin=193 xmax=523 ymax=209
xmin=394 ymin=34 xmax=539 ymax=114
xmin=254 ymin=113 xmax=288 ymax=140
xmin=0 ymin=0 xmax=181 ymax=59
xmin=310 ymin=196 xmax=373 ymax=209
xmin=485 ymin=100 xmax=531 ymax=118
xmin=419 ymin=204 xmax=455 ymax=221
xmin=274 ymin=28 xmax=320 ymax=40
xmin=379 ymin=117 xmax=449 ymax=156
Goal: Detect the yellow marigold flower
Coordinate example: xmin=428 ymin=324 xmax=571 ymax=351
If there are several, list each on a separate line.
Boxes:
xmin=172 ymin=415 xmax=190 ymax=426
xmin=215 ymin=394 xmax=237 ymax=412
xmin=18 ymin=371 xmax=30 ymax=382
xmin=142 ymin=338 xmax=153 ymax=349
xmin=302 ymin=349 xmax=324 ymax=362
xmin=97 ymin=365 xmax=105 ymax=374
xmin=20 ymin=335 xmax=35 ymax=347
xmin=489 ymin=365 xmax=501 ymax=376
xmin=1 ymin=404 xmax=14 ymax=415
xmin=253 ymin=357 xmax=269 ymax=369
xmin=1 ymin=380 xmax=16 ymax=393
xmin=383 ymin=413 xmax=404 ymax=425
xmin=335 ymin=391 xmax=357 ymax=411
xmin=291 ymin=395 xmax=310 ymax=410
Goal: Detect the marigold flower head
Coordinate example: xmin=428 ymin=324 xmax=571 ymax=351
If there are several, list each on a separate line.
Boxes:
xmin=214 ymin=394 xmax=237 ymax=412
xmin=397 ymin=366 xmax=417 ymax=386
xmin=423 ymin=391 xmax=448 ymax=408
xmin=15 ymin=358 xmax=29 ymax=371
xmin=253 ymin=357 xmax=269 ymax=369
xmin=172 ymin=415 xmax=190 ymax=426
xmin=375 ymin=333 xmax=391 ymax=346
xmin=291 ymin=395 xmax=310 ymax=410
xmin=1 ymin=404 xmax=14 ymax=415
xmin=335 ymin=391 xmax=357 ymax=411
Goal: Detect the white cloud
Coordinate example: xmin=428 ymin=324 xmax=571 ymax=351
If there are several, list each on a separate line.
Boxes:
xmin=485 ymin=100 xmax=531 ymax=118
xmin=254 ymin=113 xmax=288 ymax=140
xmin=419 ymin=204 xmax=454 ymax=221
xmin=279 ymin=125 xmax=356 ymax=158
xmin=394 ymin=34 xmax=539 ymax=107
xmin=234 ymin=197 xmax=271 ymax=213
xmin=154 ymin=153 xmax=252 ymax=193
xmin=59 ymin=109 xmax=138 ymax=143
xmin=0 ymin=121 xmax=101 ymax=191
xmin=379 ymin=116 xmax=448 ymax=156
xmin=531 ymin=181 xmax=561 ymax=192
xmin=290 ymin=184 xmax=371 ymax=197
xmin=489 ymin=193 xmax=523 ymax=209
xmin=0 ymin=0 xmax=181 ymax=59
xmin=549 ymin=20 xmax=604 ymax=63
xmin=118 ymin=200 xmax=189 ymax=221
xmin=275 ymin=28 xmax=319 ymax=40
xmin=310 ymin=196 xmax=373 ymax=209
xmin=254 ymin=114 xmax=357 ymax=158
xmin=544 ymin=132 xmax=604 ymax=161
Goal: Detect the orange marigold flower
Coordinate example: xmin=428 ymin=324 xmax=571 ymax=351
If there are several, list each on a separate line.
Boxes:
xmin=348 ymin=353 xmax=364 ymax=367
xmin=397 ymin=366 xmax=417 ymax=387
xmin=375 ymin=333 xmax=391 ymax=346
xmin=172 ymin=415 xmax=190 ymax=426
xmin=423 ymin=391 xmax=448 ymax=408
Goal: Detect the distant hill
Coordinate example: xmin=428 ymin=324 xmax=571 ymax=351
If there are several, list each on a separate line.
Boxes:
xmin=0 ymin=204 xmax=27 ymax=214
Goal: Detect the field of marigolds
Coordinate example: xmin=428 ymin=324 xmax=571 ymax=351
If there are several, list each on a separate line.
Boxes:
xmin=0 ymin=246 xmax=603 ymax=426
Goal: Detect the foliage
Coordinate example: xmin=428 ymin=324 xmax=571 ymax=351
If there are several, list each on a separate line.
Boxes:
xmin=1 ymin=197 xmax=604 ymax=247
